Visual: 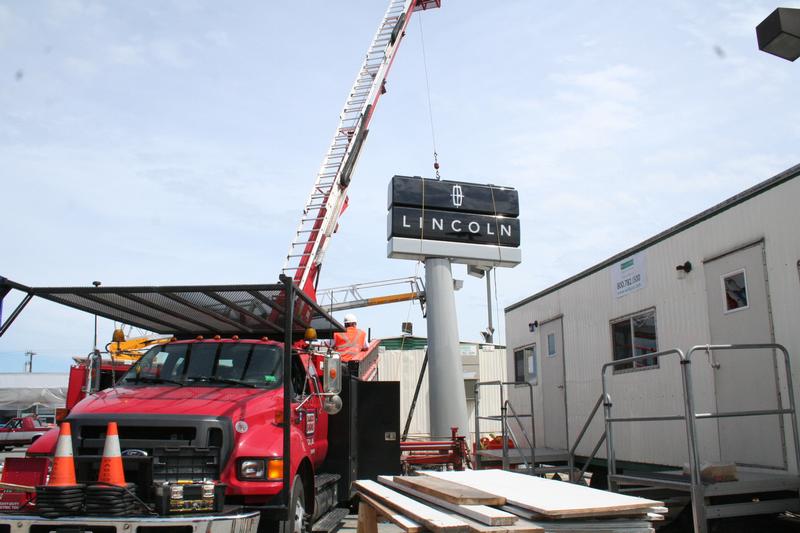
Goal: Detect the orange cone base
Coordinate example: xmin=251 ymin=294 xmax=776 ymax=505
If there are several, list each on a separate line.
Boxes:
xmin=97 ymin=457 xmax=126 ymax=487
xmin=48 ymin=458 xmax=78 ymax=487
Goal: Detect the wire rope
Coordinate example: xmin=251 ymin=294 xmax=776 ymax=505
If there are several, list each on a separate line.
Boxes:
xmin=417 ymin=14 xmax=440 ymax=180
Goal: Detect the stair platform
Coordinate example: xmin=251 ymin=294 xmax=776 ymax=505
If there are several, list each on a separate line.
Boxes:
xmin=612 ymin=467 xmax=800 ymax=519
xmin=475 ymin=447 xmax=570 ymax=465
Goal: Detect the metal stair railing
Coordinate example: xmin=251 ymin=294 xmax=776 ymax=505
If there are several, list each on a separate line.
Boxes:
xmin=600 ymin=348 xmax=687 ymax=492
xmin=567 ymin=393 xmax=606 ymax=483
xmin=601 ymin=343 xmax=799 ymax=533
xmin=474 ymin=381 xmax=535 ymax=472
xmin=681 ymin=343 xmax=800 ymax=533
xmin=503 ymin=399 xmax=537 ymax=474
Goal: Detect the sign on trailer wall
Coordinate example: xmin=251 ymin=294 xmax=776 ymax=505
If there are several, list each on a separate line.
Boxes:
xmin=612 ymin=252 xmax=647 ymax=298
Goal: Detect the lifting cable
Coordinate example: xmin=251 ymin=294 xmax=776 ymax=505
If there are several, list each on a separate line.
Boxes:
xmin=417 ymin=15 xmax=440 ymax=180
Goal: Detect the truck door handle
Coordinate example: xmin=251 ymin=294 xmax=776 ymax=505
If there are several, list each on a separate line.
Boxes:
xmin=557 ymin=385 xmax=565 ymax=390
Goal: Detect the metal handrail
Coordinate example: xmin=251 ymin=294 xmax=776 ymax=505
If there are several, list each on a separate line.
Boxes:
xmin=600 ymin=348 xmax=702 ymax=530
xmin=601 ymin=343 xmax=799 ymax=533
xmin=474 ymin=381 xmax=535 ymax=471
xmin=600 ymin=348 xmax=688 ymax=491
xmin=685 ymin=343 xmax=800 ymax=477
xmin=567 ymin=393 xmax=605 ymax=482
xmin=504 ymin=399 xmax=537 ymax=474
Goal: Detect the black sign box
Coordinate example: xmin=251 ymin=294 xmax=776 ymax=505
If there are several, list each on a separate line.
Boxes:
xmin=388 ymin=175 xmax=519 ymax=217
xmin=389 ymin=206 xmax=520 ymax=247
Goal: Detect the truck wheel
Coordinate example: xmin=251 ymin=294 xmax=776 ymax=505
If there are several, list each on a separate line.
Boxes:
xmin=281 ymin=474 xmax=308 ymax=533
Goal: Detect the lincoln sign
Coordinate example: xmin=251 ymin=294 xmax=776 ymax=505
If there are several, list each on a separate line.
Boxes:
xmin=387 ymin=175 xmax=521 ymax=267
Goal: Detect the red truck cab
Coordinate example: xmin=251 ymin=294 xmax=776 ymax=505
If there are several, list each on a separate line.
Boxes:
xmin=25 ymin=337 xmax=345 ymax=530
xmin=0 ymin=416 xmax=52 ymax=450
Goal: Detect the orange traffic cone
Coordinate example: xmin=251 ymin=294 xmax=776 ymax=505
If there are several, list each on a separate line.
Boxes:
xmin=97 ymin=422 xmax=126 ymax=487
xmin=48 ymin=422 xmax=77 ymax=486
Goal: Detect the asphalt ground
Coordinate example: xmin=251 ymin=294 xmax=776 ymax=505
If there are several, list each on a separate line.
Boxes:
xmin=1 ymin=451 xmax=797 ymax=532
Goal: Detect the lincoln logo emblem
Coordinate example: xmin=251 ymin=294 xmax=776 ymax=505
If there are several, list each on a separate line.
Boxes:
xmin=451 ymin=185 xmax=464 ymax=208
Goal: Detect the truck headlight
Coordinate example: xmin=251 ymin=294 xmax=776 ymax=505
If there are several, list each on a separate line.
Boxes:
xmin=237 ymin=458 xmax=283 ymax=481
xmin=239 ymin=459 xmax=266 ymax=479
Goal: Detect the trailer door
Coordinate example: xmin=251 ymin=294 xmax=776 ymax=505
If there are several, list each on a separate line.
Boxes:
xmin=541 ymin=317 xmax=568 ymax=450
xmin=703 ymin=240 xmax=785 ymax=468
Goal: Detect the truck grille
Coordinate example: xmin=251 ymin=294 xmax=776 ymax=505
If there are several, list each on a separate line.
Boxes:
xmin=68 ymin=414 xmax=232 ymax=483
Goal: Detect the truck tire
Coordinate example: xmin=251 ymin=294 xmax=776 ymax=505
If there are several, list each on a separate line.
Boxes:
xmin=281 ymin=474 xmax=309 ymax=533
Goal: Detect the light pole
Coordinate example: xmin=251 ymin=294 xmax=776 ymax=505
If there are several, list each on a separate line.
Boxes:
xmin=24 ymin=350 xmax=35 ymax=372
xmin=92 ymin=280 xmax=101 ymax=353
xmin=756 ymin=8 xmax=800 ymax=61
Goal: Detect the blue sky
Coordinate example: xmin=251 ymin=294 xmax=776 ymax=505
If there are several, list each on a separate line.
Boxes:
xmin=1 ymin=0 xmax=799 ymax=373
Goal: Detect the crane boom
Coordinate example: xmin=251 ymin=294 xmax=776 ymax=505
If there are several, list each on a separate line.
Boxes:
xmin=282 ymin=0 xmax=441 ymax=298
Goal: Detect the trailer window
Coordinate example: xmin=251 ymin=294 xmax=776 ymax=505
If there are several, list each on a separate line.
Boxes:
xmin=722 ymin=269 xmax=748 ymax=313
xmin=513 ymin=349 xmax=525 ymax=383
xmin=611 ymin=309 xmax=658 ymax=372
xmin=513 ymin=344 xmax=537 ymax=385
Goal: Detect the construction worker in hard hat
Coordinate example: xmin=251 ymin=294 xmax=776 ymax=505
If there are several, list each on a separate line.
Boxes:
xmin=333 ymin=313 xmax=368 ymax=361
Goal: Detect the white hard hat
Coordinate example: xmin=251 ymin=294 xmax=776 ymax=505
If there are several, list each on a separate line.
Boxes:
xmin=344 ymin=313 xmax=357 ymax=325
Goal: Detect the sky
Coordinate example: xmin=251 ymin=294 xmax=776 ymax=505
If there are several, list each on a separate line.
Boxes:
xmin=1 ymin=0 xmax=799 ymax=374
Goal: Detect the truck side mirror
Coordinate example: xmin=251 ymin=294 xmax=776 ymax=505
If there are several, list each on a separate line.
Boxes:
xmin=86 ymin=350 xmax=102 ymax=394
xmin=323 ymin=353 xmax=342 ymax=395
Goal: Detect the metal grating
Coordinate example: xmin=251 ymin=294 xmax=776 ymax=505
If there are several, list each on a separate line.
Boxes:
xmin=0 ymin=278 xmax=342 ymax=338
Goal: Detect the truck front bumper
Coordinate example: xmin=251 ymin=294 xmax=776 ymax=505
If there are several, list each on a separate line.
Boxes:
xmin=0 ymin=510 xmax=260 ymax=533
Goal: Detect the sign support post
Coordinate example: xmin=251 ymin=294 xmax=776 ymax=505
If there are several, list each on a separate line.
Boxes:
xmin=387 ymin=175 xmax=521 ymax=443
xmin=424 ymin=257 xmax=471 ymax=439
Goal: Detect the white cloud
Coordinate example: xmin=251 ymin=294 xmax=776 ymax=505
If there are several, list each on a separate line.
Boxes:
xmin=45 ymin=0 xmax=106 ymax=26
xmin=554 ymin=65 xmax=642 ymax=101
xmin=150 ymin=39 xmax=194 ymax=69
xmin=62 ymin=56 xmax=98 ymax=78
xmin=108 ymin=44 xmax=147 ymax=66
xmin=0 ymin=5 xmax=14 ymax=47
xmin=206 ymin=30 xmax=231 ymax=49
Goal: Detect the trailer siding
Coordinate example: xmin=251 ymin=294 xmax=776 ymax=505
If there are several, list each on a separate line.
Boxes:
xmin=505 ymin=169 xmax=800 ymax=471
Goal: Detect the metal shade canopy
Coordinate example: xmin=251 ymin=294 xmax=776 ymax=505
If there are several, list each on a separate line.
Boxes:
xmin=0 ymin=276 xmax=343 ymax=339
xmin=757 ymin=7 xmax=800 ymax=61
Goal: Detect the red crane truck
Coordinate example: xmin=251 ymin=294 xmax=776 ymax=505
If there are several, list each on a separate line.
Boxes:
xmin=0 ymin=277 xmax=399 ymax=533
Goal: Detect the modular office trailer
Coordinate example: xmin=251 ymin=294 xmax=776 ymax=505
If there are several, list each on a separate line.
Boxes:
xmin=504 ymin=163 xmax=800 ymax=474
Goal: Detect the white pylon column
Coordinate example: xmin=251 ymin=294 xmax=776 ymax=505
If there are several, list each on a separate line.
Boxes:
xmin=424 ymin=257 xmax=470 ymax=439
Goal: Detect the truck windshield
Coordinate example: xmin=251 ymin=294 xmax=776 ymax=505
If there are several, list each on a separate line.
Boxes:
xmin=120 ymin=343 xmax=282 ymax=389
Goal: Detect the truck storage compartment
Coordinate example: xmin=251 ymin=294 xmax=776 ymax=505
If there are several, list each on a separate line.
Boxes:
xmin=323 ymin=372 xmax=400 ymax=502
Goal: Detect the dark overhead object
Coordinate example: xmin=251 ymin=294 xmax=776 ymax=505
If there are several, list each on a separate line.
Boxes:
xmin=0 ymin=277 xmax=343 ymax=339
xmin=388 ymin=206 xmax=521 ymax=247
xmin=757 ymin=7 xmax=800 ymax=61
xmin=388 ymin=175 xmax=519 ymax=217
xmin=676 ymin=261 xmax=693 ymax=273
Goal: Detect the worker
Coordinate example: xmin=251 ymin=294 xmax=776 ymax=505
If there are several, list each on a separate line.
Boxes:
xmin=333 ymin=313 xmax=368 ymax=360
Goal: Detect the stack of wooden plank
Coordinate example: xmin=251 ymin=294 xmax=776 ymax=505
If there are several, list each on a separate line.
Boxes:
xmin=354 ymin=470 xmax=666 ymax=533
